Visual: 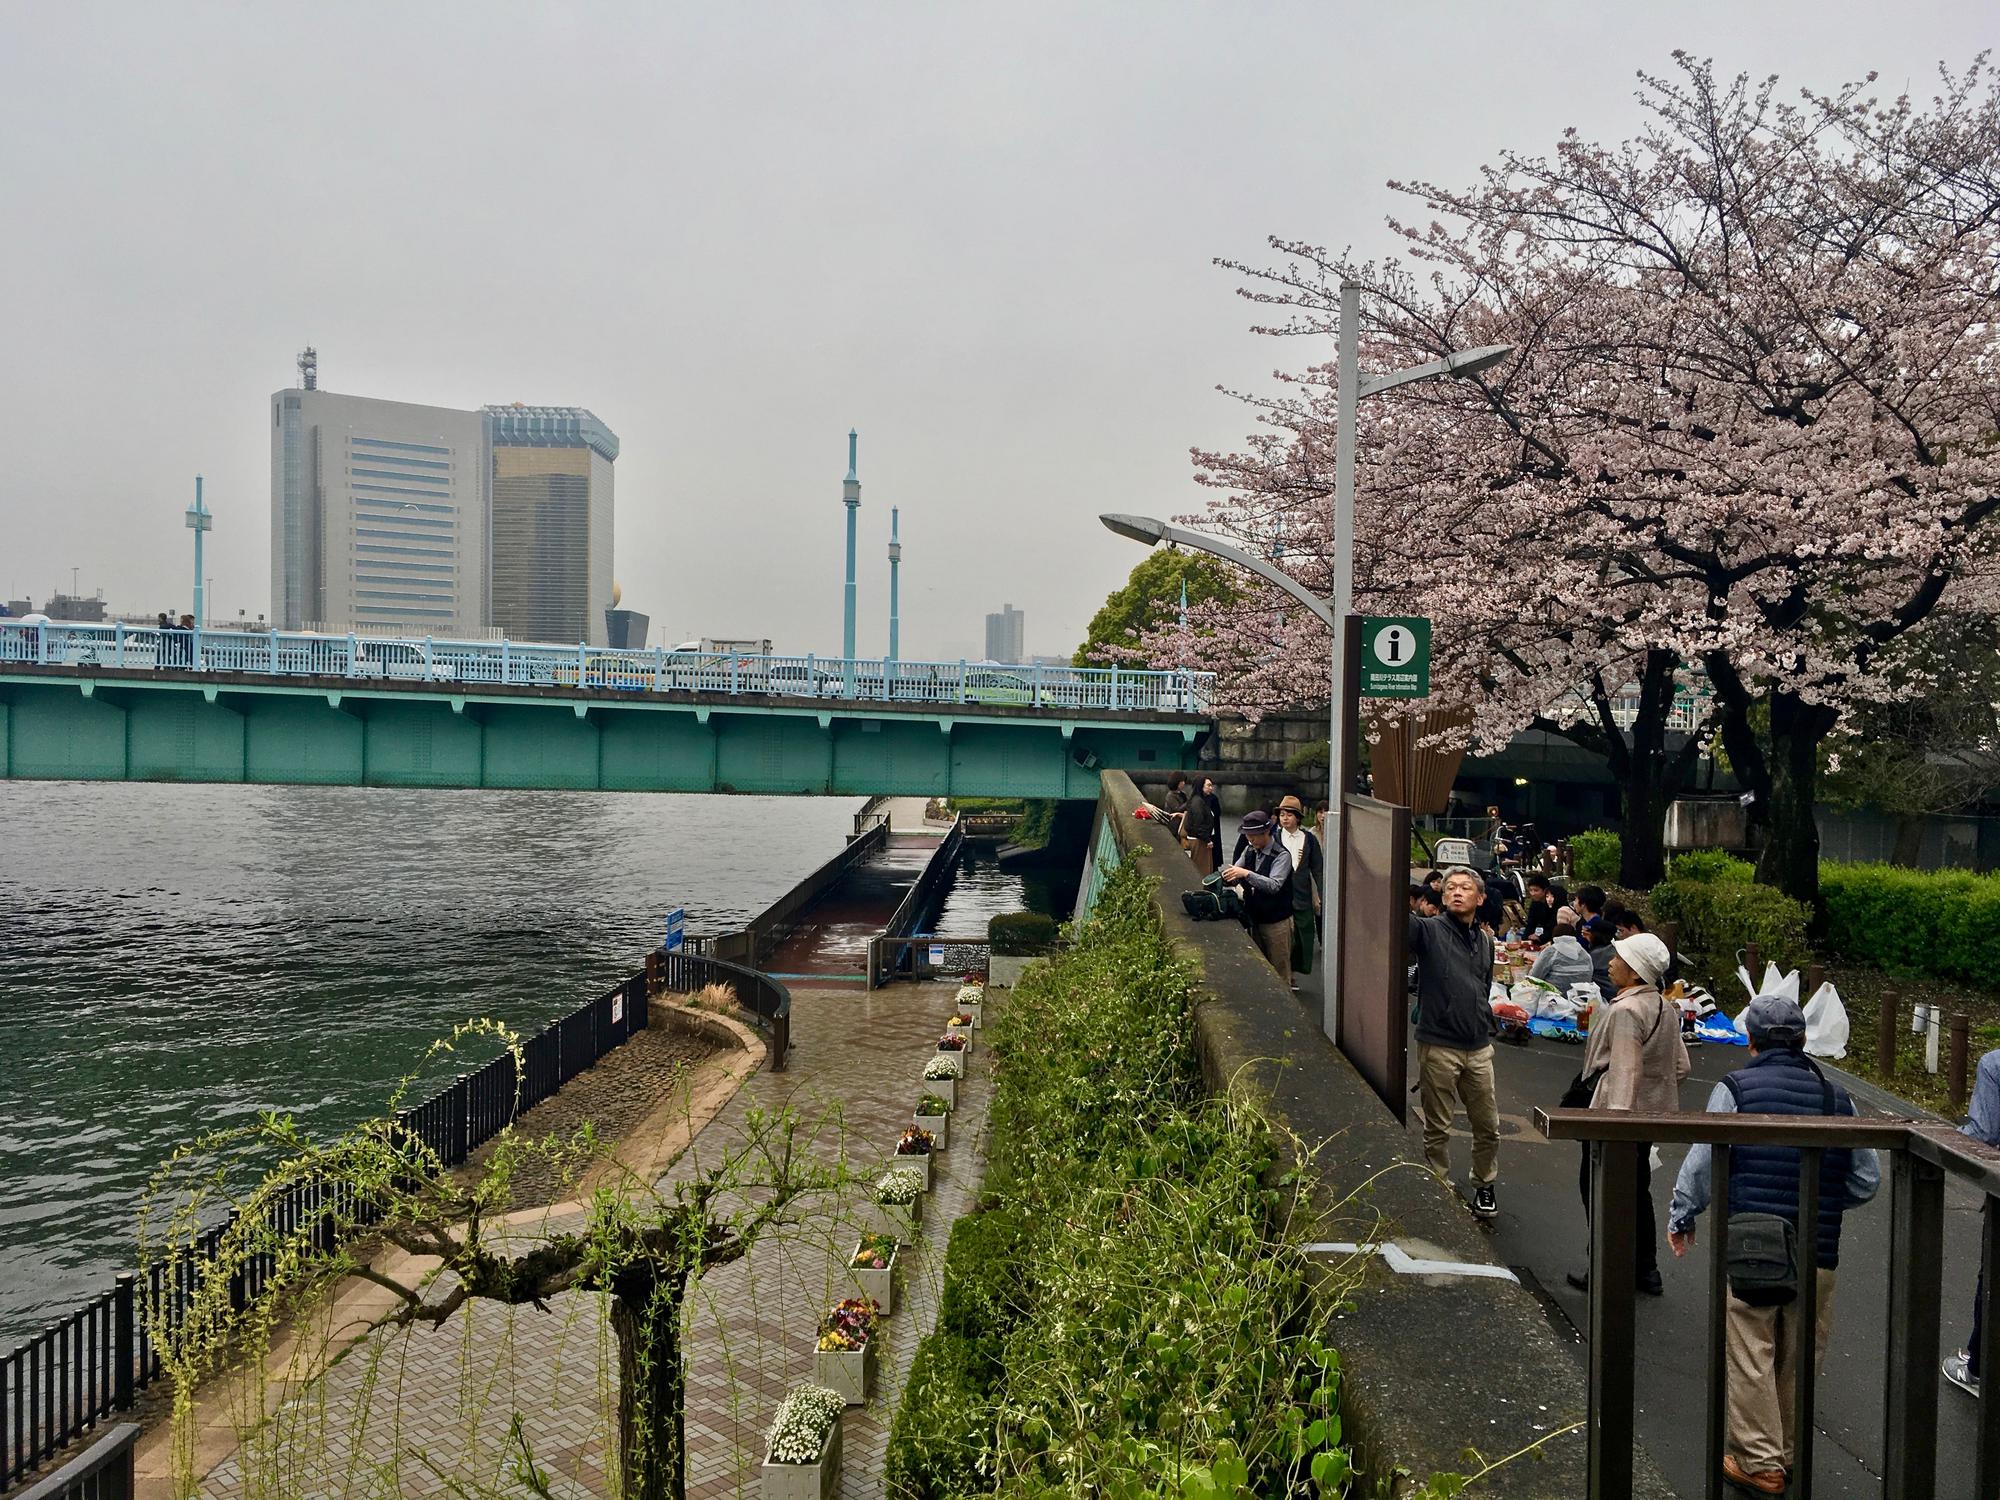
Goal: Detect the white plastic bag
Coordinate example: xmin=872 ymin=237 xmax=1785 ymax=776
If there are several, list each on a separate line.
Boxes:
xmin=1802 ymin=981 xmax=1850 ymax=1059
xmin=1736 ymin=962 xmax=1800 ymax=1005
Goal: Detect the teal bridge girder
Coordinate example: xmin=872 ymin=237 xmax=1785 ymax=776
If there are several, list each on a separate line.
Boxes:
xmin=0 ymin=666 xmax=1207 ymax=798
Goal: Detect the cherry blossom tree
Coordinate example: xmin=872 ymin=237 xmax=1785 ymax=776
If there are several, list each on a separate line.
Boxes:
xmin=1141 ymin=53 xmax=2000 ymax=910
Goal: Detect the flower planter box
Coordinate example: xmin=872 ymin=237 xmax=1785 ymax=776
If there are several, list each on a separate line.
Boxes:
xmin=848 ymin=1240 xmax=898 ymax=1315
xmin=891 ymin=1150 xmax=933 ymax=1191
xmin=915 ymin=1110 xmax=949 ymax=1149
xmin=962 ymin=1001 xmax=982 ymax=1031
xmin=873 ymin=1198 xmax=922 ymax=1242
xmin=762 ymin=1412 xmax=841 ymax=1500
xmin=814 ymin=1339 xmax=877 ymax=1406
xmin=945 ymin=1026 xmax=973 ymax=1053
xmin=920 ymin=1075 xmax=957 ymax=1111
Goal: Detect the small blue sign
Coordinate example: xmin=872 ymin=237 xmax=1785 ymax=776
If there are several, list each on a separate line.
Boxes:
xmin=664 ymin=908 xmax=686 ymax=953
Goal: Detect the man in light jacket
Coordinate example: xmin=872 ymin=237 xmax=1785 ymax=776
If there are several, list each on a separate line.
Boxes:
xmin=1667 ymin=996 xmax=1881 ymax=1496
xmin=1407 ymin=866 xmax=1502 ymax=1218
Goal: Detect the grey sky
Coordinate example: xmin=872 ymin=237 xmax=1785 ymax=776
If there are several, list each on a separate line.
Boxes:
xmin=2 ymin=2 xmax=1992 ymax=660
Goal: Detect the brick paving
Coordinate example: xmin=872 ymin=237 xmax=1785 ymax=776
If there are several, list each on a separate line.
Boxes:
xmin=192 ymin=978 xmax=993 ymax=1499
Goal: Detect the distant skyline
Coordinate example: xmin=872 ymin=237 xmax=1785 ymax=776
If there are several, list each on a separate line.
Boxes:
xmin=3 ymin=3 xmax=1993 ymax=661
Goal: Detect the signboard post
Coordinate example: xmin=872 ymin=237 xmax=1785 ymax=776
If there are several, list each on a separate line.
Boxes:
xmin=1359 ymin=616 xmax=1431 ymax=699
xmin=663 ymin=908 xmax=686 ymax=954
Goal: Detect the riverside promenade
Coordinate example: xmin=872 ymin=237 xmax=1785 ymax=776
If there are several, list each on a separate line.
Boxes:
xmin=168 ymin=977 xmax=996 ymax=1500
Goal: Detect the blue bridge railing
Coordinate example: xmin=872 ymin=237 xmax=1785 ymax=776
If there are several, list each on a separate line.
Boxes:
xmin=0 ymin=623 xmax=1213 ymax=715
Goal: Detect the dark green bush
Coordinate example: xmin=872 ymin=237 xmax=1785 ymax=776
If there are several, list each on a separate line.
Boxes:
xmin=1652 ymin=869 xmax=1810 ymax=977
xmin=1821 ymin=862 xmax=2000 ymax=987
xmin=987 ymin=911 xmax=1059 ymax=956
xmin=1667 ymin=849 xmax=1754 ymax=884
xmin=1570 ymin=829 xmax=1621 ymax=882
xmin=886 ymin=856 xmax=1340 ymax=1497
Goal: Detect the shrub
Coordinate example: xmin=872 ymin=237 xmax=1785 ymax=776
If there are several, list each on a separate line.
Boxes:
xmin=1569 ymin=829 xmax=1622 ymax=882
xmin=989 ymin=911 xmax=1059 ymax=955
xmin=1821 ymin=862 xmax=2000 ymax=987
xmin=1653 ymin=871 xmax=1810 ymax=977
xmin=1667 ymin=848 xmax=1754 ymax=884
xmin=886 ymin=856 xmax=1343 ymax=1495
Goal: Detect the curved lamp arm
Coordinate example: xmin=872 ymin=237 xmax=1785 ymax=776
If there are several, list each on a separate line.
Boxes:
xmin=1099 ymin=514 xmax=1336 ymax=630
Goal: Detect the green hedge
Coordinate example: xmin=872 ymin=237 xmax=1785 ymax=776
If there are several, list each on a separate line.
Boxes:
xmin=1650 ymin=853 xmax=1811 ymax=976
xmin=987 ymin=912 xmax=1058 ymax=956
xmin=1821 ymin=863 xmax=2000 ymax=987
xmin=1569 ymin=829 xmax=1621 ymax=883
xmin=886 ymin=856 xmax=1347 ymax=1497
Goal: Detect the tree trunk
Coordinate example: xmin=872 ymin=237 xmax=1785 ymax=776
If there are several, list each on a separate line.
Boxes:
xmin=1891 ymin=813 xmax=1925 ymax=869
xmin=1617 ymin=756 xmax=1672 ymax=890
xmin=1755 ymin=690 xmax=1836 ymax=927
xmin=610 ymin=1270 xmax=687 ymax=1500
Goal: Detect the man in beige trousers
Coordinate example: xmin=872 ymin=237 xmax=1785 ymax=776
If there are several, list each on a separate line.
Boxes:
xmin=1407 ymin=866 xmax=1502 ymax=1218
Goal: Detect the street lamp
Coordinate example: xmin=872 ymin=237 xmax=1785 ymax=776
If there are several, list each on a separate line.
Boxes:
xmin=1100 ymin=281 xmax=1509 ymax=1044
xmin=184 ymin=475 xmax=212 ymax=629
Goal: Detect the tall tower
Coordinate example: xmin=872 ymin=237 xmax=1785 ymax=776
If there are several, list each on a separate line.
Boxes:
xmin=841 ymin=430 xmax=860 ymax=683
xmin=888 ymin=506 xmax=901 ymax=662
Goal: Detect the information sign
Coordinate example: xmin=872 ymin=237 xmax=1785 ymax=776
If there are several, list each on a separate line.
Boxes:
xmin=664 ymin=908 xmax=686 ymax=953
xmin=927 ymin=943 xmax=946 ymax=968
xmin=1360 ymin=616 xmax=1431 ymax=698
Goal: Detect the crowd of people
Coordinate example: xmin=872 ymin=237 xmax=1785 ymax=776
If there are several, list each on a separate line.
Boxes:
xmin=1153 ymin=781 xmax=1994 ymax=1493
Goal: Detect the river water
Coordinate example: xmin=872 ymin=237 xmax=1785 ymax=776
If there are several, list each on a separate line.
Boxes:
xmin=0 ymin=783 xmax=905 ymax=1345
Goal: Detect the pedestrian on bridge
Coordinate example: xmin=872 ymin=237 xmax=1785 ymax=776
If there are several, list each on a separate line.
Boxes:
xmin=1408 ymin=866 xmax=1502 ymax=1218
xmin=1220 ymin=810 xmax=1294 ymax=987
xmin=1667 ymin=995 xmax=1881 ymax=1497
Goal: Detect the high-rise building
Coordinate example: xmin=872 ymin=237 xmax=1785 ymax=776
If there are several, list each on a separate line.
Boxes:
xmin=485 ymin=405 xmax=619 ymax=646
xmin=271 ymin=375 xmax=488 ymax=635
xmin=270 ymin=356 xmax=618 ymax=642
xmin=984 ymin=603 xmax=1025 ymax=664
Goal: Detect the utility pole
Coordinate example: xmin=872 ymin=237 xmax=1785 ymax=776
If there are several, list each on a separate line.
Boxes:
xmin=841 ymin=430 xmax=860 ymax=694
xmin=184 ymin=475 xmax=212 ymax=626
xmin=888 ymin=506 xmax=901 ymax=662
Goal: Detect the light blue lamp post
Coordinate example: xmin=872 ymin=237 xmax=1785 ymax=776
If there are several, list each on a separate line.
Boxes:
xmin=184 ymin=475 xmax=212 ymax=625
xmin=841 ymin=430 xmax=859 ymax=695
xmin=888 ymin=506 xmax=901 ymax=663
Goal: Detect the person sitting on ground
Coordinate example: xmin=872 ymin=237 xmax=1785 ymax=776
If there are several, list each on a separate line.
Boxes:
xmin=1585 ymin=903 xmax=1627 ymax=997
xmin=1528 ymin=915 xmax=1594 ymax=994
xmin=1669 ymin=996 xmax=1881 ymax=1496
xmin=1523 ymin=872 xmax=1559 ymax=944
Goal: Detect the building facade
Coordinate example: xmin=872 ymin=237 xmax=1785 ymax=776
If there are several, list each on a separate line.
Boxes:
xmin=270 ymin=389 xmax=488 ymax=635
xmin=984 ymin=603 xmax=1025 ymax=664
xmin=485 ymin=405 xmax=619 ymax=647
xmin=271 ymin=381 xmax=618 ymax=643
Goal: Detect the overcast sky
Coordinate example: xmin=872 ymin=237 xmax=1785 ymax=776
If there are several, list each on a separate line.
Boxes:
xmin=2 ymin=2 xmax=1992 ymax=660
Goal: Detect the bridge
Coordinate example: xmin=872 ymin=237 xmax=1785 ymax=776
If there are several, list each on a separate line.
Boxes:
xmin=0 ymin=623 xmax=1210 ymax=797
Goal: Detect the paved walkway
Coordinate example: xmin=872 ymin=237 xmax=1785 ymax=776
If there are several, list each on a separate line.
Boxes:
xmin=186 ymin=980 xmax=994 ymax=1499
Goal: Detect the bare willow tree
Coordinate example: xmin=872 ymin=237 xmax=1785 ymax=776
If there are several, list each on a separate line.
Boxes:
xmin=141 ymin=1024 xmax=844 ymax=1500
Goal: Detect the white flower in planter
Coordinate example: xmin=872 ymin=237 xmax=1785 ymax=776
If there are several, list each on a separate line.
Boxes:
xmin=765 ymin=1383 xmax=844 ymax=1464
xmin=923 ymin=1054 xmax=962 ymax=1081
xmin=874 ymin=1166 xmax=924 ymax=1207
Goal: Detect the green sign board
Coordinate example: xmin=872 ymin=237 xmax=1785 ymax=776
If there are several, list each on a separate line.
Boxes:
xmin=1359 ymin=616 xmax=1431 ymax=698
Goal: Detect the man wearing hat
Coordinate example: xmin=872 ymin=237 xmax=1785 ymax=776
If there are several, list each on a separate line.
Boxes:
xmin=1274 ymin=795 xmax=1324 ymax=982
xmin=1220 ymin=810 xmax=1296 ymax=985
xmin=1566 ymin=932 xmax=1688 ymax=1297
xmin=1667 ymin=995 xmax=1882 ymax=1496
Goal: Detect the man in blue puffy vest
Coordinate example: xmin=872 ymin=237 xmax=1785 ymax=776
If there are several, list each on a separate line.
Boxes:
xmin=1666 ymin=995 xmax=1882 ymax=1496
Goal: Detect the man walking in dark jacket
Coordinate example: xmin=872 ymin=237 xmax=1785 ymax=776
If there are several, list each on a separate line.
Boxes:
xmin=1668 ymin=996 xmax=1881 ymax=1495
xmin=1407 ymin=866 xmax=1502 ymax=1217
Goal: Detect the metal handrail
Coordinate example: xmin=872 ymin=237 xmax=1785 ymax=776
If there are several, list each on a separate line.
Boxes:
xmin=0 ymin=622 xmax=1215 ymax=714
xmin=1538 ymin=1106 xmax=2000 ymax=1499
xmin=10 ymin=1422 xmax=138 ymax=1500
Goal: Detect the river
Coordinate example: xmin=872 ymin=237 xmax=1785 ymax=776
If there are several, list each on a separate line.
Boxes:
xmin=0 ymin=782 xmax=906 ymax=1345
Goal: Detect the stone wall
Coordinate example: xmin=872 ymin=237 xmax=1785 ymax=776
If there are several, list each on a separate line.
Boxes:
xmin=1086 ymin=770 xmax=1674 ymax=1498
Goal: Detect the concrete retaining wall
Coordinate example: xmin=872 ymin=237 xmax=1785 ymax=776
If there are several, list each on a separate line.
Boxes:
xmin=1090 ymin=770 xmax=1671 ymax=1497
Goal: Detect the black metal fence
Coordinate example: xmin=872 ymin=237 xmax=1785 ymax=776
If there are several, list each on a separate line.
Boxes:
xmin=1540 ymin=1106 xmax=2000 ymax=1499
xmin=650 ymin=949 xmax=793 ymax=1072
xmin=10 ymin=1423 xmax=137 ymax=1500
xmin=0 ymin=970 xmax=652 ymax=1494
